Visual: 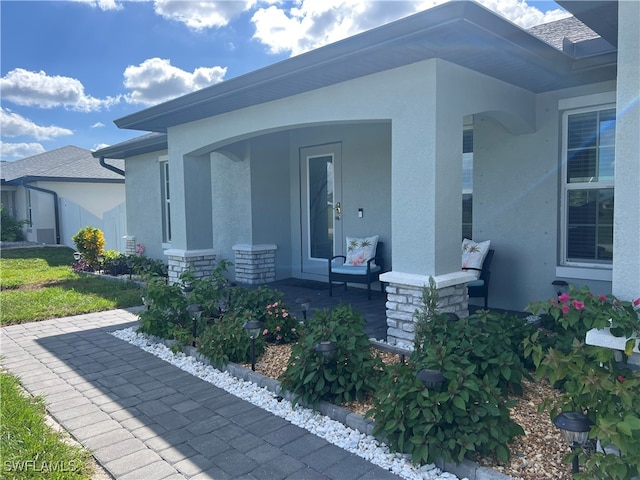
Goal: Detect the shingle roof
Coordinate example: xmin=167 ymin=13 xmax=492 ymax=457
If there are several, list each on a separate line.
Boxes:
xmin=528 ymin=16 xmax=600 ymax=50
xmin=0 ymin=146 xmax=124 ymax=183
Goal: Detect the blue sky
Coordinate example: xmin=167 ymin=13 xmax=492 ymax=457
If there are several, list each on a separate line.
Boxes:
xmin=0 ymin=0 xmax=568 ymax=162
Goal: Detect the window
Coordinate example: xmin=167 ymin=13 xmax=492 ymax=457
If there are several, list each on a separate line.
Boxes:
xmin=26 ymin=190 xmax=33 ymax=227
xmin=562 ymin=107 xmax=615 ymax=266
xmin=160 ymin=160 xmax=171 ymax=243
xmin=462 ymin=129 xmax=473 ymax=240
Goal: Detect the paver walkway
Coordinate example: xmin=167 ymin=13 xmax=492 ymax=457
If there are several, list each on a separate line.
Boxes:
xmin=0 ymin=308 xmax=402 ymax=480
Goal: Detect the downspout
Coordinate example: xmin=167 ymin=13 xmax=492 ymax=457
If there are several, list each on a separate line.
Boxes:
xmin=22 ymin=182 xmax=61 ymax=244
xmin=99 ymin=156 xmax=125 ymax=176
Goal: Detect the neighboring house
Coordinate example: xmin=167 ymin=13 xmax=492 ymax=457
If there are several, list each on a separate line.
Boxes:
xmin=1 ymin=146 xmax=126 ymax=252
xmin=94 ymin=1 xmax=638 ymax=340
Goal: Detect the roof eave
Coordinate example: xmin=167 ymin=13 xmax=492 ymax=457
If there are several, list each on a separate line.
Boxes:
xmin=92 ymin=133 xmax=168 ymax=159
xmin=114 ymin=0 xmax=615 ymax=133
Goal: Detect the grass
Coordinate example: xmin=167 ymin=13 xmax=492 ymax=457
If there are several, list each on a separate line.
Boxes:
xmin=0 ymin=371 xmax=93 ymax=479
xmin=0 ymin=246 xmax=142 ymax=326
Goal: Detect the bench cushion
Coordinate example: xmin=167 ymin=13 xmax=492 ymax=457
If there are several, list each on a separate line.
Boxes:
xmin=331 ymin=265 xmax=381 ymax=275
xmin=467 ymin=279 xmax=485 ymax=287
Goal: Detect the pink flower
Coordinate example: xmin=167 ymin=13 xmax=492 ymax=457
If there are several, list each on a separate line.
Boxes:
xmin=262 ymin=329 xmax=268 ymax=336
xmin=275 ymin=326 xmax=281 ymax=331
xmin=572 ymin=300 xmax=585 ymax=310
xmin=273 ymin=302 xmax=279 ymax=307
xmin=276 ymin=335 xmax=282 ymax=341
xmin=633 ymin=298 xmax=640 ymax=307
xmin=618 ymin=375 xmax=627 ymax=383
xmin=558 ymin=293 xmax=570 ymax=303
xmin=282 ymin=312 xmax=289 ymax=318
xmin=135 ymin=243 xmax=145 ymax=255
xmin=291 ymin=328 xmax=296 ymax=333
xmin=599 ymin=295 xmax=607 ymax=302
xmin=561 ymin=305 xmax=570 ymax=315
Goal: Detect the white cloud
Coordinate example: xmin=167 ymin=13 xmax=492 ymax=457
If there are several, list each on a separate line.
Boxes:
xmin=251 ymin=0 xmax=570 ymax=56
xmin=0 ymin=142 xmax=46 ymax=162
xmin=154 ymin=0 xmax=256 ymax=30
xmin=0 ymin=69 xmax=121 ymax=112
xmin=123 ymin=57 xmax=227 ymax=106
xmin=91 ymin=122 xmax=106 ymax=128
xmin=0 ymin=108 xmax=74 ymax=141
xmin=71 ymin=0 xmax=123 ymax=11
xmin=93 ymin=143 xmax=111 ymax=151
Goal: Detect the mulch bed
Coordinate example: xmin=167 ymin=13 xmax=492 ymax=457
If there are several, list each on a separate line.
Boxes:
xmin=243 ymin=344 xmax=574 ymax=480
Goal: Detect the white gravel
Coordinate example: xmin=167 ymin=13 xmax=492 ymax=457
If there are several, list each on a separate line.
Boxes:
xmin=111 ymin=327 xmax=463 ymax=480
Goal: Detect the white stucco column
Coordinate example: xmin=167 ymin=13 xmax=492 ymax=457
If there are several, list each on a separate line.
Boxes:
xmin=612 ymin=0 xmax=640 ymax=302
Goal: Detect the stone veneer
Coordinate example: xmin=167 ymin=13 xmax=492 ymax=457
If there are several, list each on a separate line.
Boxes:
xmin=123 ymin=236 xmax=137 ymax=256
xmin=232 ymin=244 xmax=278 ymax=285
xmin=164 ymin=249 xmax=218 ymax=285
xmin=379 ymin=270 xmax=476 ymax=349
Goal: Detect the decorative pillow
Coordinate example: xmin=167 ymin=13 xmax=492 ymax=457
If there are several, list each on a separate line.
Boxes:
xmin=345 ymin=235 xmax=379 ymax=267
xmin=461 ymin=238 xmax=490 ymax=280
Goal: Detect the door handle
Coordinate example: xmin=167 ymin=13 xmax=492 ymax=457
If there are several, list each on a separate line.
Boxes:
xmin=335 ymin=202 xmax=341 ymax=220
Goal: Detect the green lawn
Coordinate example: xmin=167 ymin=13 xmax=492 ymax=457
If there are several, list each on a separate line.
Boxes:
xmin=0 ymin=371 xmax=93 ymax=479
xmin=0 ymin=246 xmax=142 ymax=326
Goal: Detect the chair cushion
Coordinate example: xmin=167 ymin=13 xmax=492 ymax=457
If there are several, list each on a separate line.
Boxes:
xmin=345 ymin=235 xmax=379 ymax=266
xmin=331 ymin=265 xmax=381 ymax=275
xmin=461 ymin=238 xmax=491 ymax=279
xmin=467 ymin=279 xmax=485 ymax=287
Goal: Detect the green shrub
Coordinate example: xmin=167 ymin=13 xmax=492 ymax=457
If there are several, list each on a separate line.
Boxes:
xmin=262 ymin=301 xmax=300 ymax=344
xmin=137 ymin=275 xmax=189 ymax=339
xmin=368 ymin=279 xmax=525 ymax=465
xmin=71 ymin=226 xmax=105 ymax=268
xmin=527 ymin=286 xmax=640 ymax=479
xmin=279 ymin=304 xmax=382 ymax=409
xmin=197 ymin=310 xmax=266 ymax=367
xmin=0 ymin=205 xmax=28 ymax=241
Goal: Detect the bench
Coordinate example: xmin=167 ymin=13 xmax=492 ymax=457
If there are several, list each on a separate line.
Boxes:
xmin=467 ymin=249 xmax=494 ymax=309
xmin=328 ymin=241 xmax=384 ymax=300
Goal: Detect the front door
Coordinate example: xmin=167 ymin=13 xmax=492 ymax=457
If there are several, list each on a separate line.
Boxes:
xmin=300 ymin=143 xmax=343 ymax=277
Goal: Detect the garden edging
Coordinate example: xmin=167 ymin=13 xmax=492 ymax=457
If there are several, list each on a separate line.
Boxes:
xmin=163 ymin=339 xmax=512 ymax=480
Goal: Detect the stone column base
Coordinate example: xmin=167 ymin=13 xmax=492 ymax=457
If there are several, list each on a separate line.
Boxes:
xmin=164 ymin=249 xmax=217 ymax=285
xmin=232 ymin=244 xmax=278 ymax=285
xmin=379 ymin=270 xmax=476 ymax=349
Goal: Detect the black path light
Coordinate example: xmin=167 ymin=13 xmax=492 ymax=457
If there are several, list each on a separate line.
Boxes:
xmin=553 ymin=411 xmax=593 ymax=474
xmin=243 ymin=320 xmax=262 ymax=371
xmin=295 ymin=297 xmax=312 ymax=322
xmin=552 ymin=280 xmax=569 ymax=297
xmin=73 ymin=251 xmax=82 ymax=261
xmin=187 ymin=304 xmax=203 ymax=347
xmin=315 ymin=341 xmax=337 ymax=364
xmin=417 ymin=369 xmax=446 ymax=392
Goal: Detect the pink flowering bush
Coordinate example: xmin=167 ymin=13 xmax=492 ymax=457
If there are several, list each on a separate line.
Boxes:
xmin=528 ymin=285 xmax=640 ymax=355
xmin=262 ymin=301 xmax=300 ymax=344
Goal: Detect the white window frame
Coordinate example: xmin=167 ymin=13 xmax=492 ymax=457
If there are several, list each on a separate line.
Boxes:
xmin=160 ymin=156 xmax=171 ymax=244
xmin=560 ymin=103 xmax=615 ymax=269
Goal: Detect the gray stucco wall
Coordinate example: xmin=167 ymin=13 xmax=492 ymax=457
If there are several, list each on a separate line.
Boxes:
xmin=125 ymin=151 xmax=167 ymax=261
xmin=473 ymin=81 xmax=616 ymax=310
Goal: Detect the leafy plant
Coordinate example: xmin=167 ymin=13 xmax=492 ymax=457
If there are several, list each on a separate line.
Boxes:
xmin=279 ymin=304 xmax=382 ymax=409
xmin=528 ymin=285 xmax=640 ymax=355
xmin=197 ymin=310 xmax=266 ymax=367
xmin=526 ymin=286 xmax=640 ymax=479
xmin=0 ymin=205 xmax=28 ymax=241
xmin=536 ymin=340 xmax=640 ymax=480
xmin=71 ymin=226 xmax=105 ymax=268
xmin=262 ymin=301 xmax=300 ymax=344
xmin=137 ymin=275 xmax=189 ymax=339
xmin=368 ymin=280 xmax=526 ymax=465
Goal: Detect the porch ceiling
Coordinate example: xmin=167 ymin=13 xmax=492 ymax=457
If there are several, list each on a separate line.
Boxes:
xmin=115 ymin=1 xmax=616 ymax=134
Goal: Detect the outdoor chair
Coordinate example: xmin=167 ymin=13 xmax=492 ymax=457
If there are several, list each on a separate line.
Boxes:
xmin=328 ymin=241 xmax=384 ymax=300
xmin=467 ymin=249 xmax=494 ymax=308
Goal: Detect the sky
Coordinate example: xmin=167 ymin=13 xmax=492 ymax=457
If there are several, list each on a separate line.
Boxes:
xmin=0 ymin=0 xmax=570 ymax=162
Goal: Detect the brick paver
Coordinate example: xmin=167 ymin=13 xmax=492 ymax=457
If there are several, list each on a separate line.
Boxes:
xmin=1 ymin=309 xmax=402 ymax=479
